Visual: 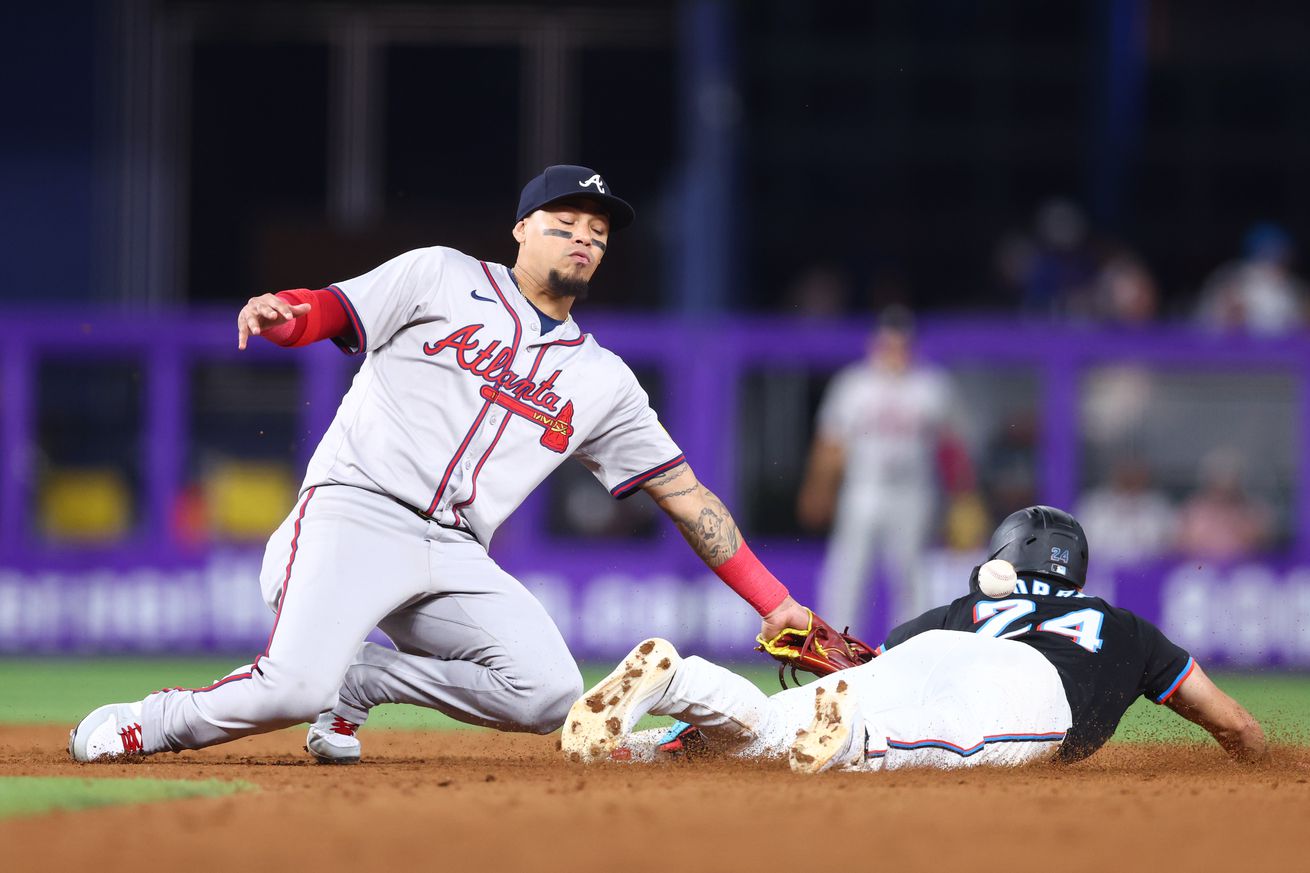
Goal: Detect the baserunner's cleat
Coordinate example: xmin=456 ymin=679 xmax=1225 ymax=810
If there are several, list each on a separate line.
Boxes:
xmin=561 ymin=638 xmax=681 ymax=764
xmin=789 ymin=679 xmax=862 ymax=774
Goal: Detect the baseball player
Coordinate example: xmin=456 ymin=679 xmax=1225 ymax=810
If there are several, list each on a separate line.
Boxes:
xmin=69 ymin=165 xmax=816 ymax=763
xmin=797 ymin=306 xmax=957 ymax=626
xmin=563 ymin=506 xmax=1267 ymax=772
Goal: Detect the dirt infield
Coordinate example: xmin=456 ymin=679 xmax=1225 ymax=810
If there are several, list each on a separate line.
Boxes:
xmin=3 ymin=725 xmax=1307 ymax=873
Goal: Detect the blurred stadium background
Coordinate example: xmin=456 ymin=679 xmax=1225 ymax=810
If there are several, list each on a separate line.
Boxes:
xmin=3 ymin=0 xmax=1310 ymax=728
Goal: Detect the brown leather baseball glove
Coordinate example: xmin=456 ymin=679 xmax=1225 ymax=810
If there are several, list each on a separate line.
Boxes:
xmin=755 ymin=608 xmax=877 ymax=689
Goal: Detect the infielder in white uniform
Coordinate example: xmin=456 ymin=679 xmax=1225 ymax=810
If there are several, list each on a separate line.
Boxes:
xmin=797 ymin=307 xmax=956 ymax=625
xmin=70 ymin=165 xmax=815 ymax=763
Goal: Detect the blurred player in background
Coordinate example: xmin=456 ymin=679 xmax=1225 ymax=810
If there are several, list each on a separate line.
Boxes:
xmin=564 ymin=506 xmax=1266 ymax=773
xmin=797 ymin=306 xmax=960 ymax=625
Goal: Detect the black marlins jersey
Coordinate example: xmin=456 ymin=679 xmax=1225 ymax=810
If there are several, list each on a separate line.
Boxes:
xmin=882 ymin=576 xmax=1195 ymax=761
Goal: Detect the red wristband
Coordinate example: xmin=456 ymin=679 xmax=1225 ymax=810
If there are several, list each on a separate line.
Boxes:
xmin=712 ymin=541 xmax=789 ymax=616
xmin=261 ymin=288 xmax=350 ymax=347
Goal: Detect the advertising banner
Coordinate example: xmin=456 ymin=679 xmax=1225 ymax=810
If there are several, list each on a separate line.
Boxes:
xmin=3 ymin=548 xmax=1307 ymax=667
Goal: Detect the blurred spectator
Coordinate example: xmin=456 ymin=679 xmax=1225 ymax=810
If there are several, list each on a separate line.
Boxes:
xmin=992 ymin=231 xmax=1036 ymax=301
xmin=1078 ymin=254 xmax=1161 ymax=458
xmin=1018 ymin=199 xmax=1100 ymax=317
xmin=1076 ymin=458 xmax=1177 ymax=563
xmin=782 ymin=262 xmax=852 ymax=316
xmin=1195 ymin=223 xmax=1307 ymax=334
xmin=1081 ymin=364 xmax=1155 ymax=447
xmin=1093 ymin=249 xmax=1160 ymax=325
xmin=1175 ymin=447 xmax=1275 ymax=559
xmin=999 ymin=200 xmax=1165 ymax=325
xmin=797 ymin=306 xmax=962 ymax=625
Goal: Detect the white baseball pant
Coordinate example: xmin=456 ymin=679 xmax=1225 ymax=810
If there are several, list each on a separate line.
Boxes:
xmin=649 ymin=630 xmax=1071 ymax=770
xmin=141 ymin=484 xmax=582 ymax=753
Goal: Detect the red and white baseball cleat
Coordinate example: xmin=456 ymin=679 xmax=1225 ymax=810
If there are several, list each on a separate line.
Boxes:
xmin=305 ymin=712 xmax=361 ymax=764
xmin=561 ymin=637 xmax=681 ymax=764
xmin=68 ymin=701 xmax=147 ymax=762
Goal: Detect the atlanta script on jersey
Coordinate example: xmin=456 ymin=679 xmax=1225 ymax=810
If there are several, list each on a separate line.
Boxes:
xmin=881 ymin=576 xmax=1193 ymax=761
xmin=302 ymin=246 xmax=684 ymax=545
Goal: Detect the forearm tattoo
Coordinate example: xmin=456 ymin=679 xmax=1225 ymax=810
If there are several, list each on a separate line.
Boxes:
xmin=644 ymin=462 xmax=690 ymax=491
xmin=671 ymin=488 xmax=743 ymax=568
xmin=643 ymin=462 xmax=742 ymax=566
xmin=654 ymin=484 xmax=698 ymax=502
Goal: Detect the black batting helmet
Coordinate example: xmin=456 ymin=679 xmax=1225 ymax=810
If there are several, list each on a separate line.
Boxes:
xmin=987 ymin=505 xmax=1089 ymax=588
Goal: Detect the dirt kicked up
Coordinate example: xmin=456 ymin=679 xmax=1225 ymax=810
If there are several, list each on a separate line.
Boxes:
xmin=3 ymin=725 xmax=1308 ymax=873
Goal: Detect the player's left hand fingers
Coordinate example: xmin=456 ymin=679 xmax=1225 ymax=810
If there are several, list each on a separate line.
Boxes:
xmin=237 ymin=309 xmax=255 ymax=349
xmin=256 ymin=301 xmax=287 ymax=322
xmin=265 ymin=298 xmax=308 ymax=321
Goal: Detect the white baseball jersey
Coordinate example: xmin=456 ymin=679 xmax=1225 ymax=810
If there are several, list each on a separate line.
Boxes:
xmin=301 ymin=246 xmax=684 ymax=545
xmin=816 ymin=362 xmax=952 ymax=488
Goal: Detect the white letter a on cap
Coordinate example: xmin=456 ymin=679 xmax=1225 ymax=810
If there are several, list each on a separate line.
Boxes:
xmin=578 ymin=174 xmax=606 ymax=193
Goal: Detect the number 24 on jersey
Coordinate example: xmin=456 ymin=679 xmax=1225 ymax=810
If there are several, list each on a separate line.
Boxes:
xmin=972 ymin=599 xmax=1105 ymax=653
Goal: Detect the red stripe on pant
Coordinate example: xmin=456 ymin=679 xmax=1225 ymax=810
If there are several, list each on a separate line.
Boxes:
xmin=253 ymin=486 xmax=318 ymax=673
xmin=192 ymin=487 xmax=318 ymax=693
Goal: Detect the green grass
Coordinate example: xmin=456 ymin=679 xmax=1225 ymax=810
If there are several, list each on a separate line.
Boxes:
xmin=0 ymin=776 xmax=254 ymax=820
xmin=4 ymin=658 xmax=1308 ymax=744
xmin=0 ymin=658 xmax=744 ymax=732
xmin=1114 ymin=674 xmax=1310 ymax=745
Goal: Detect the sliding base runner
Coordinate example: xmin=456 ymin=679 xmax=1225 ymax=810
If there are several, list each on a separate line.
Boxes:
xmin=564 ymin=506 xmax=1268 ymax=771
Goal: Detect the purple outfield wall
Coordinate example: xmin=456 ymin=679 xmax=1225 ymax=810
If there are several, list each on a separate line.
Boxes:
xmin=1 ymin=549 xmax=1308 ymax=666
xmin=2 ymin=312 xmax=1308 ymax=664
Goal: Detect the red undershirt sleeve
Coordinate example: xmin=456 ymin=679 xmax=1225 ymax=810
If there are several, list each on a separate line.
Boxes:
xmin=260 ymin=288 xmax=354 ymax=348
xmin=712 ymin=541 xmax=790 ymax=616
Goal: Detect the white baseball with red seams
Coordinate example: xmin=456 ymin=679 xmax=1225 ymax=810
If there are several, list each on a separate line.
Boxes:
xmin=977 ymin=559 xmax=1019 ymax=598
xmin=138 ymin=245 xmax=683 ymax=755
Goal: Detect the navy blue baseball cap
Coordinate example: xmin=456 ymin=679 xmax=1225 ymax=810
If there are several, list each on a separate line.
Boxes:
xmin=515 ymin=165 xmax=635 ymax=230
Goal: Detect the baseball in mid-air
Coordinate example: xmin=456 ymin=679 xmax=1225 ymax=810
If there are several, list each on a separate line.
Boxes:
xmin=978 ymin=559 xmax=1018 ymax=598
